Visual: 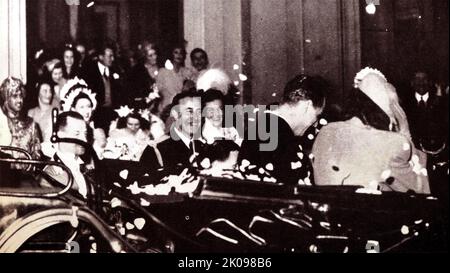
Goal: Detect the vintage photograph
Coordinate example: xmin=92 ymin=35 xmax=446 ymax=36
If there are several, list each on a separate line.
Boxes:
xmin=0 ymin=0 xmax=448 ymax=254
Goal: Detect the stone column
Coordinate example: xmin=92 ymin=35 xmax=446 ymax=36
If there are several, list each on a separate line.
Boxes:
xmin=0 ymin=0 xmax=27 ymax=83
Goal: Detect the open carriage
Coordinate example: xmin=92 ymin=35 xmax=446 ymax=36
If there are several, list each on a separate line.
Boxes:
xmin=0 ymin=139 xmax=448 ymax=253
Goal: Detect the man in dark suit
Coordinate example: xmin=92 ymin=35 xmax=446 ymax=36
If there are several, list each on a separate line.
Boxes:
xmin=238 ymin=75 xmax=327 ymax=185
xmin=140 ymin=89 xmax=205 ymax=174
xmin=81 ymin=43 xmax=123 ymax=133
xmin=402 ymin=71 xmax=448 ymax=152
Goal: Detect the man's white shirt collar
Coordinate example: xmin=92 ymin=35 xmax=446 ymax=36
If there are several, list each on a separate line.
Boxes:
xmin=173 ymin=127 xmax=191 ymax=148
xmin=415 ymin=92 xmax=429 ymax=103
xmin=98 ymin=62 xmax=109 ymax=77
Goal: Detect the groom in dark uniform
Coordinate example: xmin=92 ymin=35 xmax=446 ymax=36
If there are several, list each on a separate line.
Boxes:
xmin=238 ymin=75 xmax=327 ymax=185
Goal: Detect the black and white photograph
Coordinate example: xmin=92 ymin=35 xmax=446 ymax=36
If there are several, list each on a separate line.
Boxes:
xmin=0 ymin=0 xmax=448 ymax=259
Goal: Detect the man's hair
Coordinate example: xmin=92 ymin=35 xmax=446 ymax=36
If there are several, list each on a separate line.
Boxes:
xmin=282 ymin=74 xmax=327 ymax=109
xmin=201 ymin=88 xmax=224 ymax=108
xmin=56 ymin=111 xmax=84 ymax=132
xmin=96 ymin=42 xmax=115 ymax=57
xmin=190 ymin=48 xmax=208 ymax=61
xmin=171 ymin=88 xmax=202 ymax=107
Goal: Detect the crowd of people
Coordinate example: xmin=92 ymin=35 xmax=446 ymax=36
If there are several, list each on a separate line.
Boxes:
xmin=0 ymin=39 xmax=448 ymax=200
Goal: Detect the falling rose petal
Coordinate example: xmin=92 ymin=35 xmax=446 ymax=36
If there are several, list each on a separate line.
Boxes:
xmin=235 ymin=91 xmax=241 ymax=95
xmin=272 ymin=93 xmax=277 ymax=97
xmin=298 ymin=144 xmax=303 ymax=150
xmin=111 ymin=240 xmax=122 ymax=253
xmin=233 ymin=64 xmax=240 ymax=70
xmin=134 ymin=218 xmax=146 ymax=230
xmin=234 ymin=81 xmax=240 ymax=86
xmin=127 ymin=182 xmax=141 ymax=195
xmin=200 ymin=158 xmax=211 ymax=169
xmin=291 ymin=161 xmax=302 ymax=170
xmin=403 ymin=143 xmax=410 ymax=151
xmin=111 ymin=197 xmax=121 ymax=208
xmin=309 ymin=154 xmax=314 ymax=160
xmin=119 ymin=169 xmax=129 ymax=180
xmin=265 ymin=163 xmax=274 ymax=171
xmin=304 ymin=177 xmax=312 ymax=185
xmin=307 ymin=134 xmax=314 ymax=140
xmin=401 ymin=225 xmax=409 ymax=235
xmin=113 ymin=182 xmax=121 ymax=188
xmin=241 ymin=159 xmax=251 ymax=168
xmin=91 ymin=242 xmax=97 ymax=251
xmin=247 ymin=174 xmax=260 ymax=181
xmin=165 ymin=60 xmax=174 ymax=70
xmin=140 ymin=198 xmax=150 ymax=206
xmin=258 ymin=168 xmax=265 ymax=175
xmin=297 ymin=152 xmax=304 ymax=160
xmin=414 ymin=219 xmax=423 ymax=225
xmin=319 ymin=118 xmax=328 ymax=126
xmin=263 ymin=177 xmax=277 ymax=183
xmin=238 ymin=73 xmax=248 ymax=81
xmin=125 ymin=222 xmax=135 ymax=230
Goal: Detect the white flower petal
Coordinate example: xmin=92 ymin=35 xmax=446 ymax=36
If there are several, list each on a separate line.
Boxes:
xmin=111 ymin=197 xmax=121 ymax=208
xmin=119 ymin=169 xmax=129 ymax=180
xmin=265 ymin=163 xmax=274 ymax=171
xmin=134 ymin=218 xmax=146 ymax=230
xmin=125 ymin=222 xmax=135 ymax=230
xmin=238 ymin=73 xmax=248 ymax=81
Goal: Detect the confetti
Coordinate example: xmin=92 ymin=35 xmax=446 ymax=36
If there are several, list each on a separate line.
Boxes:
xmin=291 ymin=161 xmax=302 ymax=170
xmin=140 ymin=198 xmax=150 ymax=206
xmin=319 ymin=118 xmax=328 ymax=126
xmin=400 ymin=225 xmax=409 ymax=235
xmin=258 ymin=168 xmax=265 ymax=175
xmin=308 ymin=154 xmax=314 ymax=160
xmin=263 ymin=177 xmax=277 ymax=183
xmin=307 ymin=134 xmax=314 ymax=140
xmin=241 ymin=159 xmax=251 ymax=168
xmin=111 ymin=197 xmax=121 ymax=208
xmin=125 ymin=222 xmax=135 ymax=230
xmin=238 ymin=73 xmax=248 ymax=81
xmin=265 ymin=163 xmax=274 ymax=171
xmin=200 ymin=158 xmax=211 ymax=169
xmin=271 ymin=93 xmax=277 ymax=97
xmin=127 ymin=182 xmax=141 ymax=195
xmin=165 ymin=60 xmax=174 ymax=70
xmin=119 ymin=169 xmax=129 ymax=180
xmin=234 ymin=81 xmax=240 ymax=86
xmin=110 ymin=240 xmax=122 ymax=253
xmin=134 ymin=218 xmax=146 ymax=230
xmin=233 ymin=64 xmax=240 ymax=70
xmin=304 ymin=177 xmax=312 ymax=185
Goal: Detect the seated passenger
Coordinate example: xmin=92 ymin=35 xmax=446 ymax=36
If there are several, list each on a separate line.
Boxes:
xmin=238 ymin=74 xmax=327 ymax=185
xmin=201 ymin=89 xmax=242 ymax=145
xmin=0 ymin=77 xmax=42 ymax=161
xmin=140 ymin=89 xmax=205 ymax=174
xmin=40 ymin=111 xmax=93 ymax=199
xmin=312 ymin=68 xmax=430 ymax=194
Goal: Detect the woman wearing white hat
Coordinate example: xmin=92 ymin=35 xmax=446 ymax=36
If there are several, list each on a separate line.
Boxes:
xmin=312 ymin=68 xmax=430 ymax=194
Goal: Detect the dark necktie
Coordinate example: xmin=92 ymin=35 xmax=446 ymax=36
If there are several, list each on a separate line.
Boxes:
xmin=103 ymin=67 xmax=112 ymax=107
xmin=418 ymin=98 xmax=426 ymax=110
